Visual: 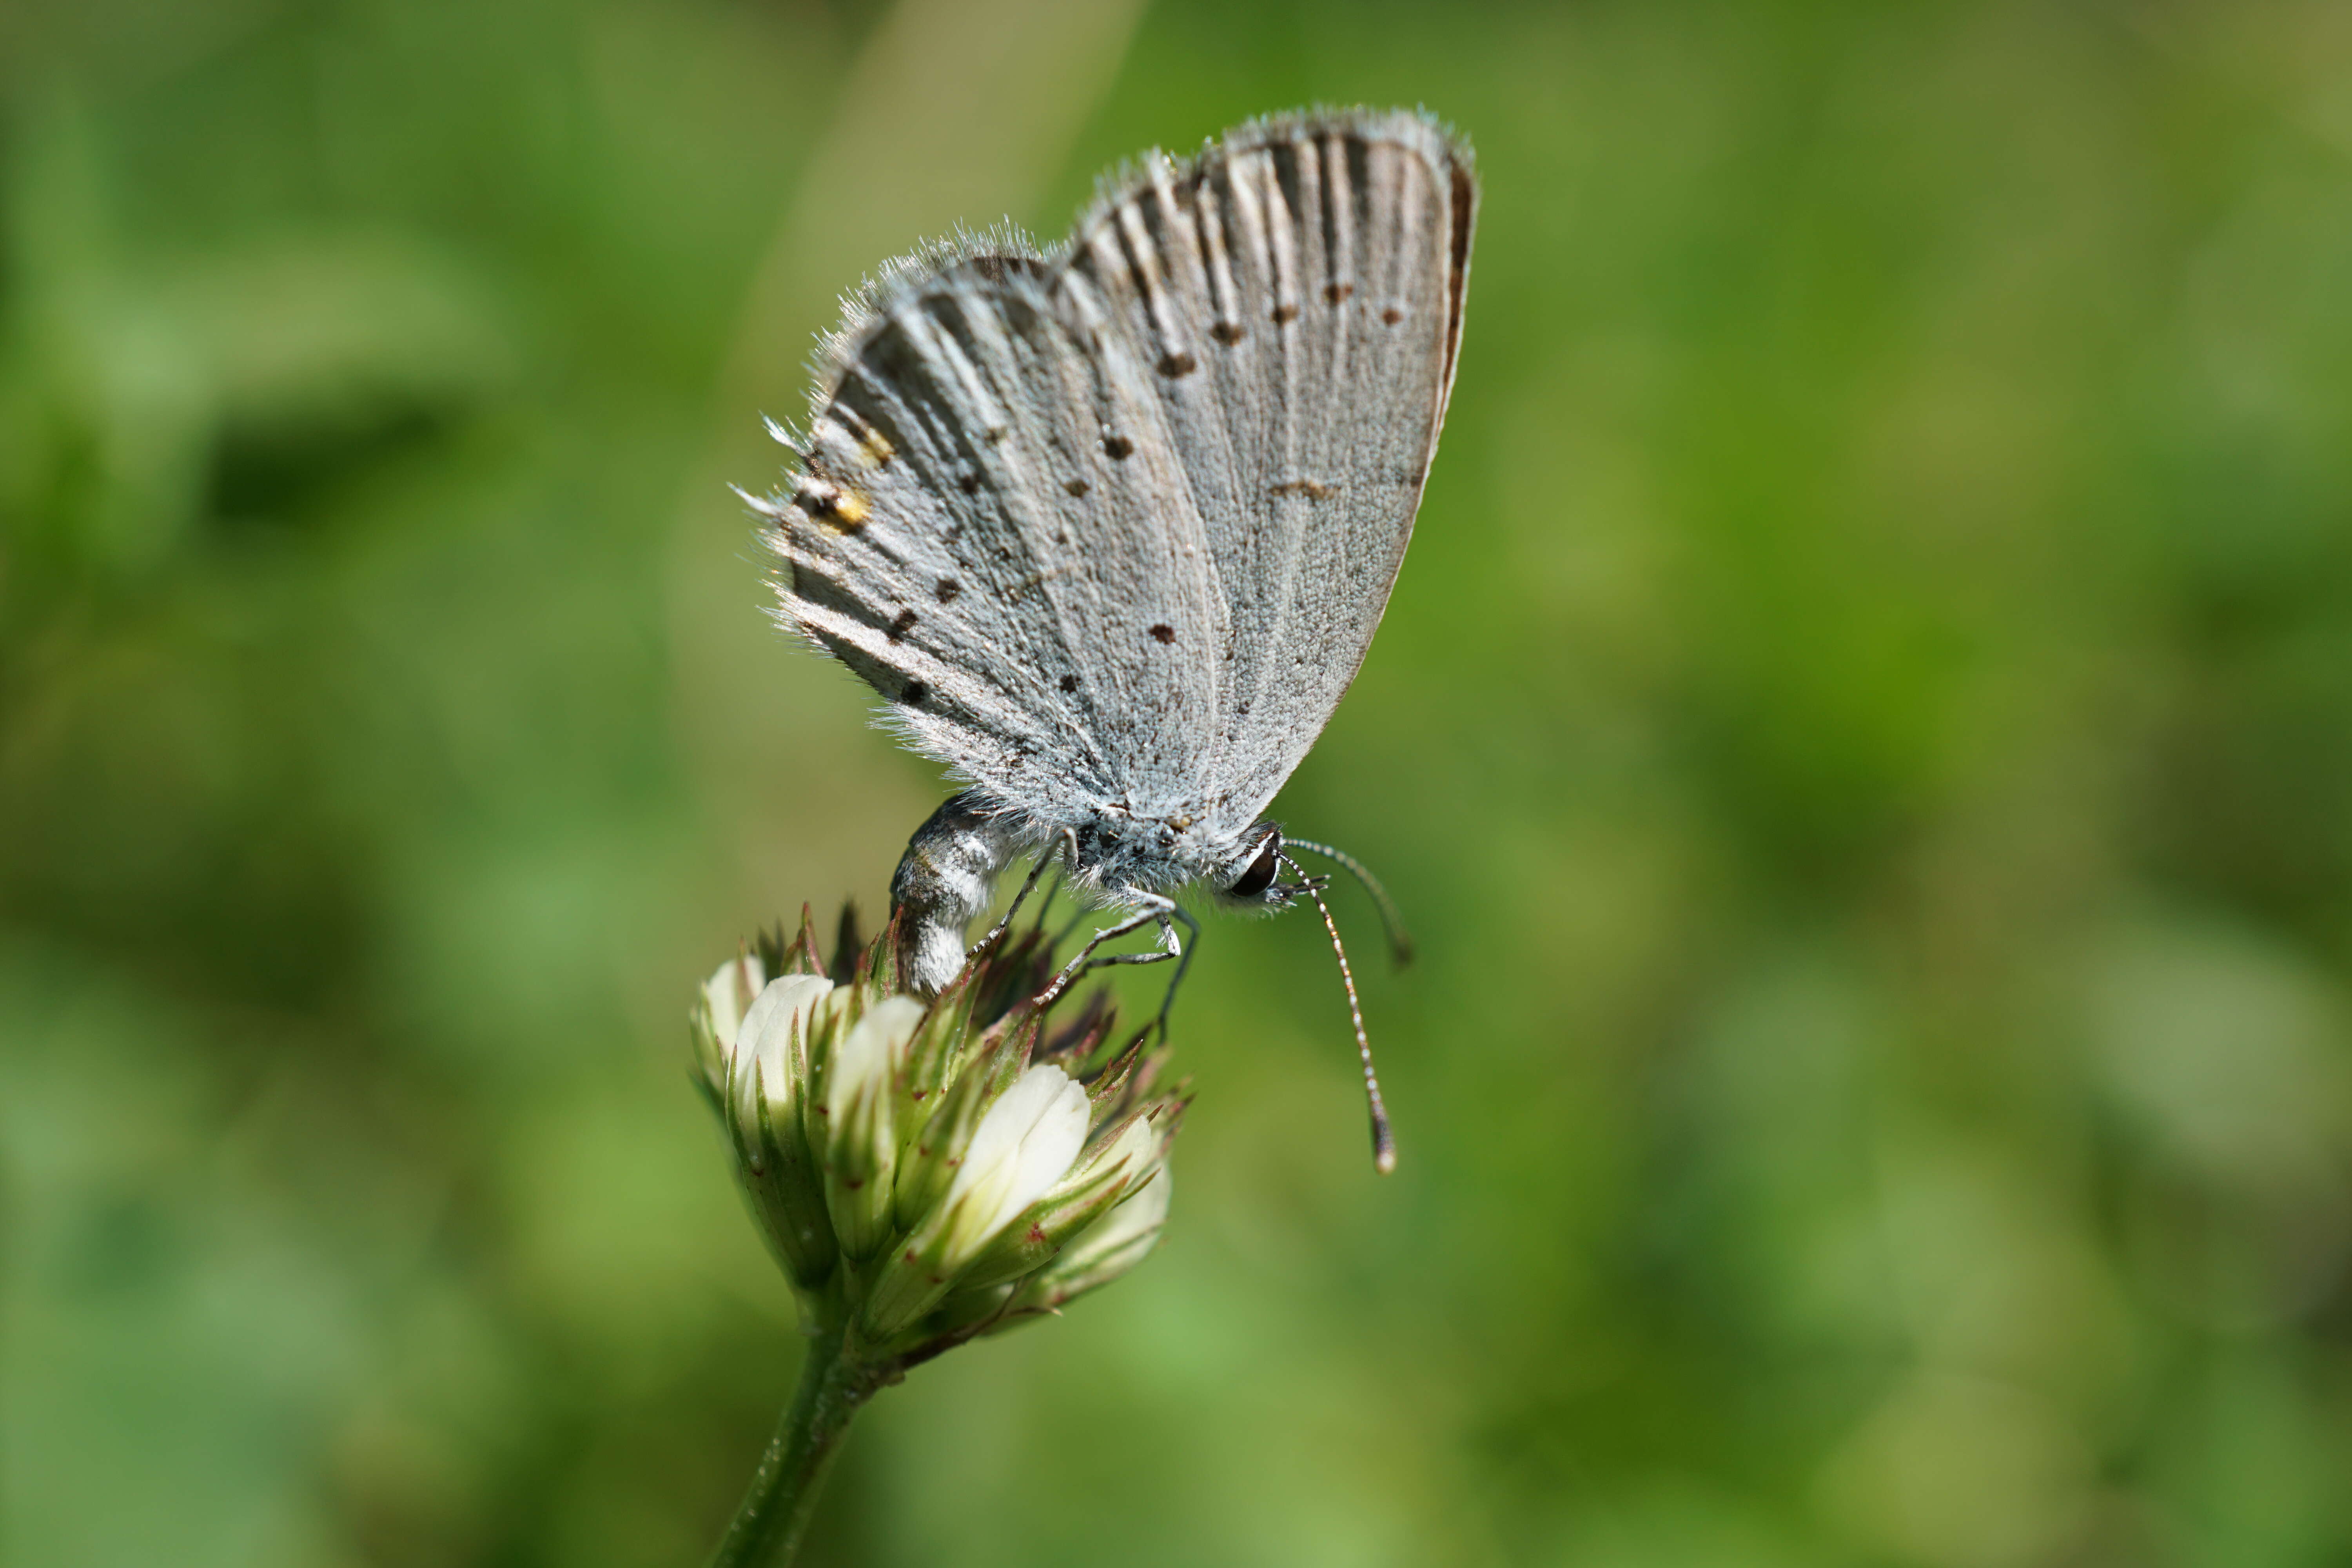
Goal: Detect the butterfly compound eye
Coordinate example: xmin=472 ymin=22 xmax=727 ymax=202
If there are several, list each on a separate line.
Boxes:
xmin=1229 ymin=835 xmax=1283 ymax=899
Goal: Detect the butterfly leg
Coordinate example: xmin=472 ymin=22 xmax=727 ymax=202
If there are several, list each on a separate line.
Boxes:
xmin=1149 ymin=902 xmax=1203 ymax=1040
xmin=1040 ymin=897 xmax=1174 ymax=1004
xmin=1038 ymin=895 xmax=1201 ymax=1038
xmin=963 ymin=827 xmax=1079 ymax=971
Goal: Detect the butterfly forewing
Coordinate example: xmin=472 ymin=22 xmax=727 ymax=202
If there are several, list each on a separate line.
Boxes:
xmin=773 ymin=255 xmax=1226 ymax=824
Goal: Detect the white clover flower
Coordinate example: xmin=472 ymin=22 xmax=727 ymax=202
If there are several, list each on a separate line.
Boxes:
xmin=692 ymin=907 xmax=1183 ymax=1358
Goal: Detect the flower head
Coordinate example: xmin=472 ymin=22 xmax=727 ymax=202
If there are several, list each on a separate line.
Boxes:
xmin=692 ymin=907 xmax=1183 ymax=1362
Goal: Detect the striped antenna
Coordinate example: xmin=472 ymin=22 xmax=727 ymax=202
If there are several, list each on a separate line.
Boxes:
xmin=1283 ymin=838 xmax=1414 ymax=967
xmin=1285 ymin=854 xmax=1396 ymax=1174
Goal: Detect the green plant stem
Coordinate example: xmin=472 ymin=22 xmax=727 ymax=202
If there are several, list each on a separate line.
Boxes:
xmin=707 ymin=1317 xmax=875 ymax=1568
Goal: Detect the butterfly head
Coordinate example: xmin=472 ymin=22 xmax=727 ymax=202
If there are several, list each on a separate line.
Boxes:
xmin=1213 ymin=824 xmax=1324 ymax=912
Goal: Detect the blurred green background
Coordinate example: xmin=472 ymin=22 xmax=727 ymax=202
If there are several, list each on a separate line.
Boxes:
xmin=7 ymin=0 xmax=2352 ymax=1563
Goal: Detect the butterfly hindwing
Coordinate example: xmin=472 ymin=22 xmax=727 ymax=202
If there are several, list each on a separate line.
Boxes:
xmin=770 ymin=254 xmax=1225 ymax=826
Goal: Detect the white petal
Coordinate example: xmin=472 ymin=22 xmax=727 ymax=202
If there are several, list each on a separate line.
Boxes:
xmin=731 ymin=975 xmax=833 ymax=1121
xmin=824 ymin=996 xmax=925 ymax=1123
xmin=942 ymin=1064 xmax=1090 ymax=1258
xmin=1002 ymin=1073 xmax=1091 ymax=1217
xmin=948 ymin=1065 xmax=1062 ymax=1202
xmin=700 ymin=953 xmax=767 ymax=1050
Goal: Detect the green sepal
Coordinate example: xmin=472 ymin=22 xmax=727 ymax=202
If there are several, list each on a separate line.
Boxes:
xmin=739 ymin=1049 xmax=838 ymax=1289
xmin=858 ymin=1200 xmax=965 ymax=1341
xmin=893 ymin=970 xmax=980 ymax=1167
xmin=924 ymin=1279 xmax=1020 ymax=1337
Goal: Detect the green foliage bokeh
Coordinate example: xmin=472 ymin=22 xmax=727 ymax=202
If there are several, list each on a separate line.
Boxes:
xmin=6 ymin=1 xmax=2352 ymax=1564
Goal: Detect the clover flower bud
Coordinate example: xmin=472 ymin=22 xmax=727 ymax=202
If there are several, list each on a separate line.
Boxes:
xmin=927 ymin=1109 xmax=1178 ymax=1337
xmin=691 ymin=951 xmax=766 ymax=1092
xmin=1000 ymin=1164 xmax=1174 ymax=1325
xmin=819 ymin=995 xmax=924 ymax=1259
xmin=699 ymin=964 xmax=841 ymax=1290
xmin=860 ymin=1062 xmax=1090 ymax=1338
xmin=943 ymin=1063 xmax=1093 ymax=1257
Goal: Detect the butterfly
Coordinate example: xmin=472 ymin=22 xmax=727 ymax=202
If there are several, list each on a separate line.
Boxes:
xmin=752 ymin=107 xmax=1476 ymax=1167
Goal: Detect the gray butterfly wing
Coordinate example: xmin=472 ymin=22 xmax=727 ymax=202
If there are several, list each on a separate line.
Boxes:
xmin=766 ymin=250 xmax=1228 ymax=829
xmin=1050 ymin=109 xmax=1477 ymax=841
xmin=767 ymin=109 xmax=1475 ymax=858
